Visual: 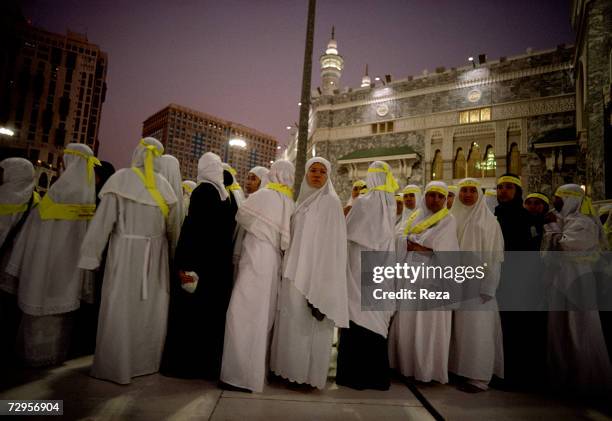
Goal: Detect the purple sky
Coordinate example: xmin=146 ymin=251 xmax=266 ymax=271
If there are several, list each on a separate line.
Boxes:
xmin=22 ymin=0 xmax=574 ymax=168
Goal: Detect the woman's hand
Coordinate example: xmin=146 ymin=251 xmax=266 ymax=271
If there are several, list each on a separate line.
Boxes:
xmin=406 ymin=240 xmax=432 ymax=253
xmin=178 ymin=270 xmax=194 ymax=285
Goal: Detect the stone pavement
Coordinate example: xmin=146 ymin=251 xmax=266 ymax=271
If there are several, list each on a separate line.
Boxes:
xmin=1 ymin=356 xmax=610 ymax=420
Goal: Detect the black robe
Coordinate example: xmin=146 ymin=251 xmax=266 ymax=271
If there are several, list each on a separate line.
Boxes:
xmin=336 ymin=321 xmax=390 ymax=391
xmin=161 ymin=182 xmax=236 ymax=379
xmin=495 ymin=200 xmax=547 ymax=388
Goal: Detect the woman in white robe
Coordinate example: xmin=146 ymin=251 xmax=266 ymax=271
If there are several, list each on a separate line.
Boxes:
xmin=448 ymin=178 xmax=505 ymax=392
xmin=270 ymin=157 xmax=349 ymax=389
xmin=159 ymin=154 xmax=184 ymax=225
xmin=0 ymin=158 xmax=37 ymax=364
xmin=221 ymin=160 xmax=295 ymax=393
xmin=542 ymin=184 xmax=612 ymax=396
xmin=0 ymin=158 xmax=37 ymax=292
xmin=395 ymin=185 xmax=421 ymax=235
xmin=336 ymin=161 xmax=398 ymax=391
xmin=245 ymin=166 xmax=269 ymax=196
xmin=78 ymin=137 xmax=180 ymax=384
xmin=388 ymin=181 xmax=459 ymax=384
xmin=182 ymin=180 xmax=196 ymax=215
xmin=6 ymin=143 xmax=98 ymax=366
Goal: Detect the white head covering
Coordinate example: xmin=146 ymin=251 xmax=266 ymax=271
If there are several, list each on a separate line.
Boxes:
xmin=49 ymin=143 xmax=97 ymax=205
xmin=197 ymin=152 xmax=228 ymax=201
xmin=555 ymin=183 xmax=608 ymax=250
xmin=346 ymin=161 xmax=397 ymax=250
xmin=403 ymin=180 xmax=459 ymax=252
xmin=396 ymin=184 xmax=422 ymax=234
xmin=249 ymin=166 xmax=270 ymax=190
xmin=100 ymin=138 xmax=177 ymax=207
xmin=555 ymin=184 xmax=585 ymax=218
xmin=451 ymin=178 xmax=504 ymax=262
xmin=0 ymin=158 xmax=35 ymax=206
xmin=484 ymin=188 xmax=498 ymax=213
xmin=236 ymin=160 xmax=295 ymax=250
xmin=0 ymin=158 xmax=36 ymax=247
xmin=222 ymin=162 xmax=246 ymax=206
xmin=159 ymin=154 xmax=184 ymax=219
xmin=283 ymin=157 xmax=349 ymax=327
xmin=182 ymin=180 xmax=196 ymax=196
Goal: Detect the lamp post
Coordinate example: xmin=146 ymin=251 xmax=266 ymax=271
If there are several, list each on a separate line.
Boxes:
xmin=225 ymin=138 xmax=247 ymax=163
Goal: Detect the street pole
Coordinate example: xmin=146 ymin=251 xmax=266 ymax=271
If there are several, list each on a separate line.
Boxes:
xmin=293 ymin=0 xmax=316 ymax=196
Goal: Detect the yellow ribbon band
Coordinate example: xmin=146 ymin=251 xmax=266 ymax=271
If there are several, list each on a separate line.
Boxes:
xmin=132 ymin=167 xmax=169 ymax=219
xmin=353 ymin=180 xmax=367 ymax=188
xmin=497 ymin=176 xmax=522 ymax=188
xmin=404 ymin=207 xmax=450 ymax=235
xmin=368 ymin=165 xmax=400 ymax=194
xmin=63 ymin=149 xmax=101 ymax=184
xmin=182 ymin=183 xmax=194 ymax=194
xmin=402 ymin=187 xmax=421 ymax=195
xmin=38 ymin=194 xmax=95 ymax=220
xmin=0 ymin=203 xmax=28 ymax=216
xmin=485 ymin=190 xmax=497 ymax=197
xmin=526 ymin=193 xmax=550 ymax=205
xmin=226 ymin=166 xmax=238 ymax=176
xmin=458 ymin=180 xmax=481 ymax=188
xmin=554 ymin=188 xmax=583 ymax=198
xmin=425 ymin=185 xmax=448 ymax=196
xmin=447 ymin=185 xmax=458 ymax=194
xmin=266 ymin=182 xmax=294 ymax=200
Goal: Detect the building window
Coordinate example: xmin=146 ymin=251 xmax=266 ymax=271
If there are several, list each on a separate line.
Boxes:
xmin=431 ymin=150 xmax=443 ymax=180
xmin=371 ymin=121 xmax=394 ymax=134
xmin=459 ymin=107 xmax=491 ymax=124
xmin=479 ymin=145 xmax=496 ymax=177
xmin=467 ymin=142 xmax=481 ymax=177
xmin=508 ymin=143 xmax=521 ymax=175
xmin=453 ymin=148 xmax=466 ymax=179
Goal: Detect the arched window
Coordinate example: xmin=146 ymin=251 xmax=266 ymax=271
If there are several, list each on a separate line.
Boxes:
xmin=508 ymin=143 xmax=521 ymax=175
xmin=431 ymin=150 xmax=443 ymax=180
xmin=467 ymin=142 xmax=481 ymax=178
xmin=482 ymin=145 xmax=496 ymax=177
xmin=453 ymin=148 xmax=466 ymax=179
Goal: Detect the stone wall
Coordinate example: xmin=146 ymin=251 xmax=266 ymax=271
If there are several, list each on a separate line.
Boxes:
xmin=585 ymin=0 xmax=612 ymax=200
xmin=312 ymin=131 xmax=424 ymax=201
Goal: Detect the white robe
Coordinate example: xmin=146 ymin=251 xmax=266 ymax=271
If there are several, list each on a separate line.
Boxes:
xmin=79 ymin=192 xmax=178 ymax=384
xmin=221 ymin=232 xmax=281 ymax=392
xmin=543 ymin=212 xmax=612 ymax=395
xmin=448 ymin=183 xmax=505 ymax=385
xmin=388 ymin=213 xmax=459 ymax=384
xmin=269 ymin=158 xmax=348 ymax=389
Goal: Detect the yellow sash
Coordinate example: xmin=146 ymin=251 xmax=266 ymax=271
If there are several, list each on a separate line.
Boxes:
xmin=0 ymin=192 xmax=40 ymax=216
xmin=63 ymin=148 xmax=101 ymax=184
xmin=404 ymin=208 xmax=449 ymax=235
xmin=132 ymin=167 xmax=169 ymax=219
xmin=368 ymin=165 xmax=399 ymax=194
xmin=266 ymin=182 xmax=294 ymax=200
xmin=38 ymin=194 xmax=95 ymax=220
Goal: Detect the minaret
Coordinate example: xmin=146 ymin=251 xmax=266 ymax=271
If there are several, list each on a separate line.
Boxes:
xmin=361 ymin=64 xmax=371 ymax=88
xmin=319 ymin=26 xmax=344 ymax=95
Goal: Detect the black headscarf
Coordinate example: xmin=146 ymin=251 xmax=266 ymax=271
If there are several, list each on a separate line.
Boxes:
xmin=94 ymin=161 xmax=116 ymax=205
xmin=494 ymin=173 xmax=531 ymax=251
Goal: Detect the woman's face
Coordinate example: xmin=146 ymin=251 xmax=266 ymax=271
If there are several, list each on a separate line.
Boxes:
xmin=459 ymin=186 xmax=479 ymax=206
xmin=245 ymin=172 xmax=261 ymax=194
xmin=524 ymin=198 xmax=546 ymax=215
xmin=306 ymin=162 xmax=327 ymax=188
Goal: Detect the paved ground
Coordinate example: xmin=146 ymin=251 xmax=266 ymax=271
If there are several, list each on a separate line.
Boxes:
xmin=1 ymin=356 xmax=611 ymax=420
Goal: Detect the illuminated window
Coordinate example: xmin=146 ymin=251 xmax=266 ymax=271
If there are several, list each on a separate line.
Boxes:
xmin=508 ymin=143 xmax=521 ymax=175
xmin=453 ymin=148 xmax=466 ymax=179
xmin=478 ymin=145 xmax=496 ymax=177
xmin=431 ymin=150 xmax=443 ymax=180
xmin=459 ymin=107 xmax=491 ymax=124
xmin=371 ymin=121 xmax=394 ymax=134
xmin=467 ymin=142 xmax=481 ymax=177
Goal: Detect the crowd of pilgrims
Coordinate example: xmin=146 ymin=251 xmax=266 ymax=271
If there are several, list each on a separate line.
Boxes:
xmin=1 ymin=137 xmax=611 ymax=397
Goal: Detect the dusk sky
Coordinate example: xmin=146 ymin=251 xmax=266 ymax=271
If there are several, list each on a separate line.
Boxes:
xmin=22 ymin=0 xmax=574 ymax=168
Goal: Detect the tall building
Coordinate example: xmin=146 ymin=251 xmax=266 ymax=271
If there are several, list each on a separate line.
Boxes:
xmin=142 ymin=103 xmax=278 ymax=185
xmin=319 ymin=27 xmax=344 ymax=96
xmin=0 ymin=16 xmax=108 ymax=190
xmin=287 ymin=33 xmax=578 ymax=201
xmin=571 ymin=0 xmax=612 ymax=200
